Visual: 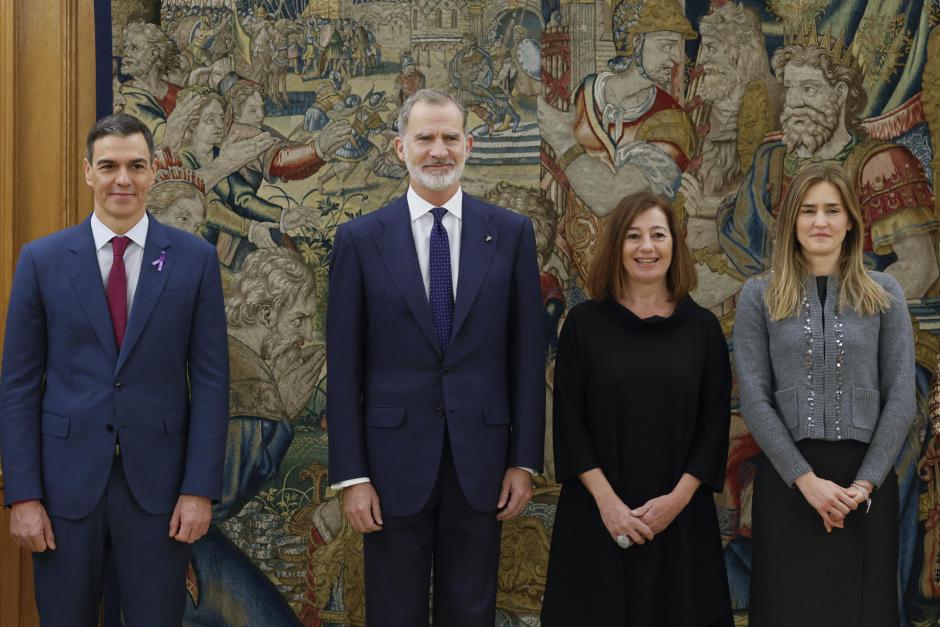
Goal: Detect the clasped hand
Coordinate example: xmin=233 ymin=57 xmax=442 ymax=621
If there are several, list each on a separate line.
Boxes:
xmin=598 ymin=490 xmax=690 ymax=547
xmin=795 ymin=473 xmax=871 ymax=533
xmin=597 ymin=495 xmax=652 ymax=546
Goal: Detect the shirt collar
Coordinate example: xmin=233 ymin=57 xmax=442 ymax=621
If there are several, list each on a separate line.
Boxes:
xmin=407 ymin=185 xmax=463 ymax=222
xmin=91 ymin=212 xmax=149 ymax=251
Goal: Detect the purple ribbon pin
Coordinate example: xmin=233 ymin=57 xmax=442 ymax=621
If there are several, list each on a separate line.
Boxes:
xmin=152 ymin=250 xmax=166 ymax=272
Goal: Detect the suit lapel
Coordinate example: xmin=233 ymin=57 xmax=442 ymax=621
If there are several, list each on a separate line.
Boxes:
xmin=68 ymin=217 xmax=119 ymax=363
xmin=115 ymin=215 xmax=172 ymax=374
xmin=452 ymin=194 xmax=498 ymax=340
xmin=374 ymin=196 xmax=442 ymax=356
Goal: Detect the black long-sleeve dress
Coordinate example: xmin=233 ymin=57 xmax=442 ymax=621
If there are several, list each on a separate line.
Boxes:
xmin=541 ymin=297 xmax=733 ymax=626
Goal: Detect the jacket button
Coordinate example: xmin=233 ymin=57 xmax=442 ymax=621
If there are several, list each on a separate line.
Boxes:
xmin=105 ymin=424 xmax=114 ymax=433
xmin=435 ymin=406 xmax=444 ymax=416
xmin=114 ymin=382 xmax=123 ymax=390
xmin=443 ymin=367 xmax=451 ymax=375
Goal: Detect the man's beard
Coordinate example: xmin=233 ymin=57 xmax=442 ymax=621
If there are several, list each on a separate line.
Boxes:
xmin=701 ymin=138 xmax=740 ymax=197
xmin=261 ymin=327 xmax=302 ymax=372
xmin=698 ymin=66 xmax=736 ymax=103
xmin=782 ymin=100 xmax=841 ymax=155
xmin=121 ymin=57 xmax=140 ymax=76
xmin=634 ymin=41 xmax=672 ymax=90
xmin=640 ymin=59 xmax=673 ymax=90
xmin=405 ymin=156 xmax=464 ymax=191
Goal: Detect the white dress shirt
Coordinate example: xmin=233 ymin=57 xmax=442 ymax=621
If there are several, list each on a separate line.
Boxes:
xmin=331 ymin=187 xmax=533 ymax=490
xmin=90 ymin=212 xmax=149 ymax=313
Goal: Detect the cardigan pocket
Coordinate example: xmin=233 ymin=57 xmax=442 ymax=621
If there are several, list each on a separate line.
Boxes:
xmin=774 ymin=387 xmax=799 ymax=429
xmin=851 ymin=386 xmax=880 ymax=432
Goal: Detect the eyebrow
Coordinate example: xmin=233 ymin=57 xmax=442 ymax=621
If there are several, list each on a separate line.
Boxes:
xmin=95 ymin=158 xmax=149 ymax=167
xmin=415 ymin=132 xmax=461 ymax=140
xmin=800 ymin=202 xmax=842 ymax=207
xmin=786 ymin=79 xmax=824 ymax=87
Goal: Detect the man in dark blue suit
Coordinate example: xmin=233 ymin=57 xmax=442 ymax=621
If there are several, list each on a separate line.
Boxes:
xmin=0 ymin=114 xmax=229 ymax=626
xmin=327 ymin=89 xmax=545 ymax=626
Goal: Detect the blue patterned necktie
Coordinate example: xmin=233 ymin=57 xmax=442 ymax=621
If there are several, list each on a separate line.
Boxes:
xmin=428 ymin=206 xmax=454 ymax=352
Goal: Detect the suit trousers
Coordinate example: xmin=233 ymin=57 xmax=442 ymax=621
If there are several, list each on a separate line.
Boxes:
xmin=32 ymin=455 xmax=192 ymax=627
xmin=363 ymin=433 xmax=502 ymax=627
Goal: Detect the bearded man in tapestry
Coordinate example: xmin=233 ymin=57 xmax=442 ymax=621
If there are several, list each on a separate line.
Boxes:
xmin=716 ymin=31 xmax=937 ymax=294
xmin=681 ymin=2 xmax=784 ymax=296
xmin=185 ymin=248 xmax=324 ymax=626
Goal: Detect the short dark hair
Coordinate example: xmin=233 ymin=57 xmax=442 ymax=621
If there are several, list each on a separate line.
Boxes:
xmin=586 ymin=191 xmax=697 ymax=301
xmin=85 ymin=113 xmax=155 ymax=163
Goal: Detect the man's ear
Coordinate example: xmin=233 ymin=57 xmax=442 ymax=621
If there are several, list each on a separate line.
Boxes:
xmin=394 ymin=135 xmax=405 ymax=161
xmin=632 ymin=34 xmax=643 ymax=56
xmin=259 ymin=304 xmax=275 ymax=328
xmin=835 ymin=81 xmax=849 ymax=108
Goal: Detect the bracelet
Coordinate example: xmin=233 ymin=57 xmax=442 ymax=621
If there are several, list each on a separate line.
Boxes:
xmin=851 ymin=481 xmax=872 ymax=513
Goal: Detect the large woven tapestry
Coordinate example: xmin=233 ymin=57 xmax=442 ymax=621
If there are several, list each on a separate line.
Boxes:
xmin=98 ymin=0 xmax=940 ymax=624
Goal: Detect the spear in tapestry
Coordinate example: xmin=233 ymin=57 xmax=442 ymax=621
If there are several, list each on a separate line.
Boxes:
xmin=231 ymin=0 xmax=252 ymax=66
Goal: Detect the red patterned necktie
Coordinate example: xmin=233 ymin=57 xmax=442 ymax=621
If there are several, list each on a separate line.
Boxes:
xmin=107 ymin=236 xmax=130 ymax=348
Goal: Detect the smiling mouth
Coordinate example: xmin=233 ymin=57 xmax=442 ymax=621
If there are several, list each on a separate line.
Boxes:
xmin=633 ymin=258 xmax=659 ymax=265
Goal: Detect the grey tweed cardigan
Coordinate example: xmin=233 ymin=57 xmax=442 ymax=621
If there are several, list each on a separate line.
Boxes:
xmin=733 ymin=271 xmax=915 ymax=487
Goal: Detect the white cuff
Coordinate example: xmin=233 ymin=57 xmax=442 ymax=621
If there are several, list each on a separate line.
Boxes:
xmin=330 ymin=477 xmax=371 ymax=490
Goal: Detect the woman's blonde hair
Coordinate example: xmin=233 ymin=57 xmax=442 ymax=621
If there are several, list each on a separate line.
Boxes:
xmin=765 ymin=162 xmax=891 ymax=320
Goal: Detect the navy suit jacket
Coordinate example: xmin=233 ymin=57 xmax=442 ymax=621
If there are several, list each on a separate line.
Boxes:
xmin=0 ymin=214 xmax=229 ymax=519
xmin=326 ymin=192 xmax=545 ymax=517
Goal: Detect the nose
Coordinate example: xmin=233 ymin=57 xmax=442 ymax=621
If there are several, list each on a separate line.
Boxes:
xmin=429 ymin=138 xmax=449 ymax=158
xmin=115 ymin=167 xmax=132 ymax=186
xmin=786 ymin=89 xmax=803 ymax=107
xmin=813 ymin=210 xmax=827 ymax=227
xmin=639 ymin=236 xmax=655 ymax=251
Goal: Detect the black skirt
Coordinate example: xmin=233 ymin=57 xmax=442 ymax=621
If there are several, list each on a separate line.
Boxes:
xmin=749 ymin=439 xmax=899 ymax=627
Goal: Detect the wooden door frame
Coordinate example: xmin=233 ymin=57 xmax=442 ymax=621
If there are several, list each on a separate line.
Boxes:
xmin=0 ymin=2 xmax=96 ymax=625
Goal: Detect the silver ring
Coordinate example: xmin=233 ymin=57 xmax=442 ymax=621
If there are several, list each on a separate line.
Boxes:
xmin=615 ymin=534 xmax=632 ymax=549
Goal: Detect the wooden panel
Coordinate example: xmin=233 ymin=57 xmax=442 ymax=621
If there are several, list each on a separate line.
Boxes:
xmin=0 ymin=0 xmax=96 ymax=625
xmin=0 ymin=0 xmax=22 ymax=621
xmin=0 ymin=0 xmax=15 ymax=351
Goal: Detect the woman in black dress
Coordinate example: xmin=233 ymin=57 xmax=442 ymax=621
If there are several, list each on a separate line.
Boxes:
xmin=541 ymin=192 xmax=733 ymax=626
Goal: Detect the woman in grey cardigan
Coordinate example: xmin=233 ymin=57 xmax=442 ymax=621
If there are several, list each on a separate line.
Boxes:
xmin=734 ymin=162 xmax=915 ymax=627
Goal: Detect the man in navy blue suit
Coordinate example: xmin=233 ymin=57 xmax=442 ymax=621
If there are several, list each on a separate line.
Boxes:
xmin=327 ymin=88 xmax=545 ymax=626
xmin=0 ymin=113 xmax=229 ymax=626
